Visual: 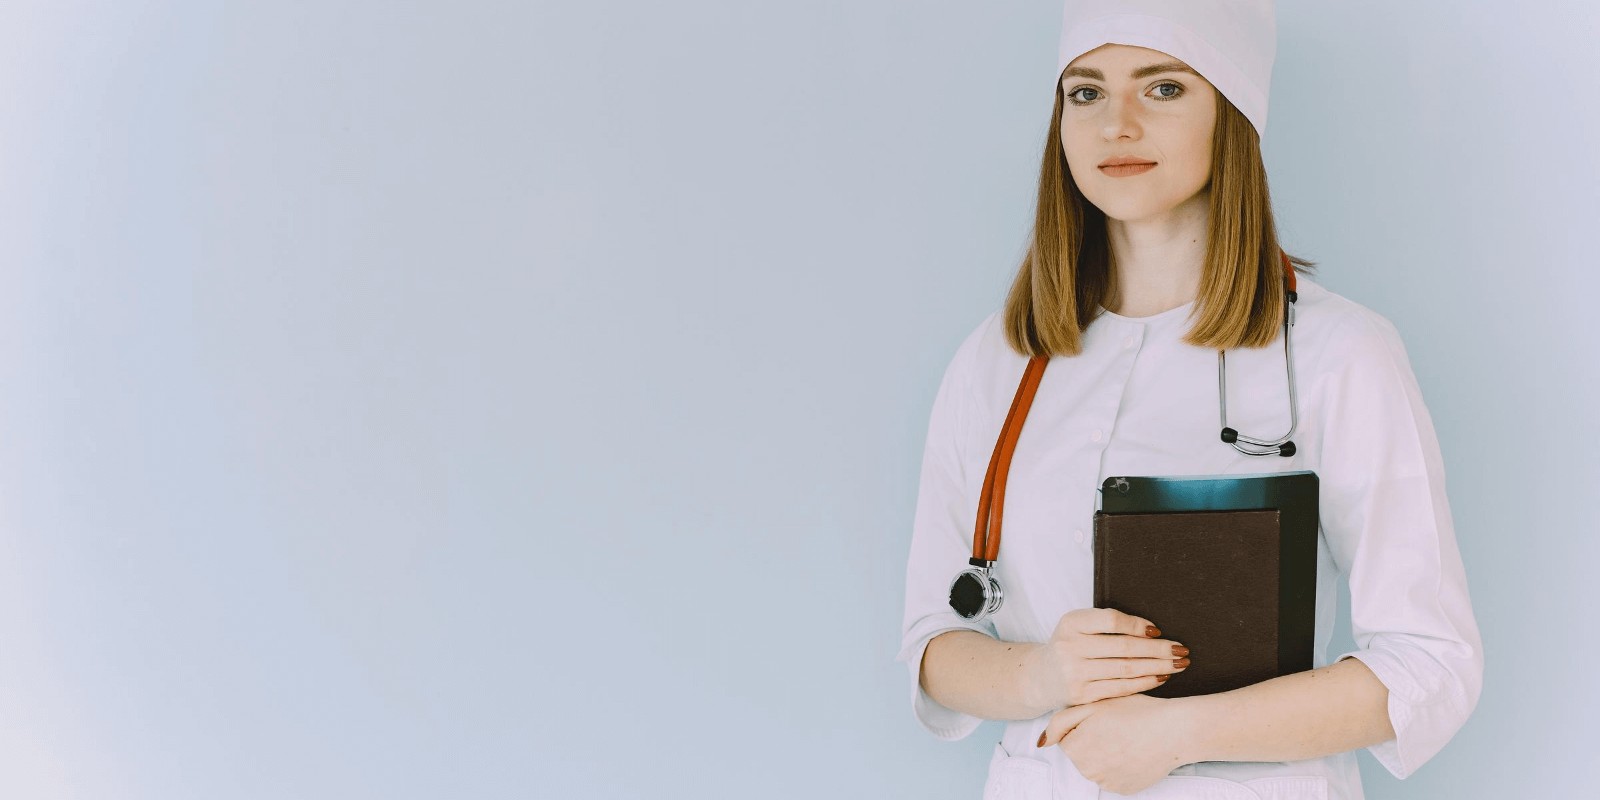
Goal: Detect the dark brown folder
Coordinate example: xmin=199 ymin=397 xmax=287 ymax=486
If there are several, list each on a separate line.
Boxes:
xmin=1093 ymin=508 xmax=1286 ymax=698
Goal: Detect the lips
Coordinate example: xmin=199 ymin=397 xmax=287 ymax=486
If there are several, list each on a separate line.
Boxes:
xmin=1099 ymin=156 xmax=1158 ymax=178
xmin=1099 ymin=156 xmax=1157 ymax=167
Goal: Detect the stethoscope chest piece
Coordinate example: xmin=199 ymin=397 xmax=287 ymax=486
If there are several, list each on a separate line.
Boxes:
xmin=949 ymin=559 xmax=1003 ymax=621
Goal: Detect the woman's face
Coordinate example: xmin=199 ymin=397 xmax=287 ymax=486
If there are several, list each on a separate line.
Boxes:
xmin=1058 ymin=44 xmax=1218 ymax=223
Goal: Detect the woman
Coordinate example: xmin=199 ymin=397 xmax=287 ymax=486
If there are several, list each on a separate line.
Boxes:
xmin=894 ymin=2 xmax=1484 ymax=799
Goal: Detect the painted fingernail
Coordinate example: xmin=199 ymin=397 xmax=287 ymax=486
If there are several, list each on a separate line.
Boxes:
xmin=1146 ymin=625 xmax=1161 ymax=637
xmin=1172 ymin=645 xmax=1190 ymax=657
xmin=1037 ymin=730 xmax=1048 ymax=748
xmin=1156 ymin=674 xmax=1171 ymax=683
xmin=1174 ymin=657 xmax=1191 ymax=669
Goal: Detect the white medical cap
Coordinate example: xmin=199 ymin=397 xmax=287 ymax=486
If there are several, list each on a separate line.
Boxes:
xmin=1057 ymin=0 xmax=1277 ymax=137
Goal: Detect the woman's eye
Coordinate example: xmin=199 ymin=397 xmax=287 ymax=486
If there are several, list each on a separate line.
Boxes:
xmin=1066 ymin=87 xmax=1101 ymax=105
xmin=1065 ymin=82 xmax=1184 ymax=106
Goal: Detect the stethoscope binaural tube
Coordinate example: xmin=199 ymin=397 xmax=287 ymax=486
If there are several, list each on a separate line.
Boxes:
xmin=1219 ymin=251 xmax=1300 ymax=457
xmin=947 ymin=254 xmax=1300 ymax=622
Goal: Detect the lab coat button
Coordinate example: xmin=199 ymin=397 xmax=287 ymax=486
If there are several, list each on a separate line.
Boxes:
xmin=1091 ymin=428 xmax=1103 ymax=442
xmin=1123 ymin=334 xmax=1137 ymax=349
xmin=1074 ymin=529 xmax=1085 ymax=544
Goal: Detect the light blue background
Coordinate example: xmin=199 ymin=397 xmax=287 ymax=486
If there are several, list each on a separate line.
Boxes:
xmin=1 ymin=1 xmax=1593 ymax=797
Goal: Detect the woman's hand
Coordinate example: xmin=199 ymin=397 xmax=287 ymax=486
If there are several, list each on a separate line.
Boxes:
xmin=1036 ymin=693 xmax=1194 ymax=795
xmin=1019 ymin=607 xmax=1191 ymax=713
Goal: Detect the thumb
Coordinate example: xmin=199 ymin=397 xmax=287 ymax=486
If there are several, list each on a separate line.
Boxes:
xmin=1036 ymin=703 xmax=1095 ymax=749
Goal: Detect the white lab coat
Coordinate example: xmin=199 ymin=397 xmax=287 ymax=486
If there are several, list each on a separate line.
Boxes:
xmin=895 ymin=274 xmax=1483 ymax=800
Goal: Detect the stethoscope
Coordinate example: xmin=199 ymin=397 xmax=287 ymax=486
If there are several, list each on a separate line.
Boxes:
xmin=947 ymin=254 xmax=1299 ymax=622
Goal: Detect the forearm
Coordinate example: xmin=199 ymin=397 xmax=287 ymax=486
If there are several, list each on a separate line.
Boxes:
xmin=1171 ymin=657 xmax=1396 ymax=764
xmin=920 ymin=629 xmax=1051 ymax=722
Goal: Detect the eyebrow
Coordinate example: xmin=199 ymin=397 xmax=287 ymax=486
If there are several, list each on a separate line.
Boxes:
xmin=1061 ymin=61 xmax=1199 ymax=81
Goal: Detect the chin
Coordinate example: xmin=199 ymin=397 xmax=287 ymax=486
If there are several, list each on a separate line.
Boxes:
xmin=1087 ymin=197 xmax=1180 ymax=223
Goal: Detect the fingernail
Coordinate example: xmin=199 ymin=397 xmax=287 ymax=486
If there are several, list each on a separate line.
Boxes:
xmin=1172 ymin=645 xmax=1190 ymax=657
xmin=1145 ymin=625 xmax=1161 ymax=638
xmin=1037 ymin=730 xmax=1048 ymax=748
xmin=1174 ymin=657 xmax=1191 ymax=669
xmin=1156 ymin=674 xmax=1171 ymax=683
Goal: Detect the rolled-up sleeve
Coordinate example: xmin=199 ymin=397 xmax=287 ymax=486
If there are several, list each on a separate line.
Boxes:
xmin=1318 ymin=309 xmax=1485 ymax=780
xmin=894 ymin=321 xmax=999 ymax=741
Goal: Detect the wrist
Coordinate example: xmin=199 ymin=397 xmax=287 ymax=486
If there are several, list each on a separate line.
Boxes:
xmin=1015 ymin=642 xmax=1053 ymax=717
xmin=1167 ymin=694 xmax=1214 ymax=764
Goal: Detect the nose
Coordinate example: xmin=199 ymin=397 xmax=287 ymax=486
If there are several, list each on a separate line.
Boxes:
xmin=1101 ymin=93 xmax=1143 ymax=141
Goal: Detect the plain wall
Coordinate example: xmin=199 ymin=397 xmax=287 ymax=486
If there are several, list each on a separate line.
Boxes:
xmin=0 ymin=1 xmax=1594 ymax=797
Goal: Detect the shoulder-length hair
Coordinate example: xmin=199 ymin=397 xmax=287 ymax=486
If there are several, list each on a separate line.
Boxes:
xmin=1002 ymin=77 xmax=1318 ymax=357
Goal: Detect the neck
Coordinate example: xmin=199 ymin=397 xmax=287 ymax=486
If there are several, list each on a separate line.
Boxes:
xmin=1103 ymin=190 xmax=1209 ymax=317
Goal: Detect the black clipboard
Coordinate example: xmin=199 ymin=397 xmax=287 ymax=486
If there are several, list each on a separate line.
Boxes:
xmin=1097 ymin=470 xmax=1319 ymax=678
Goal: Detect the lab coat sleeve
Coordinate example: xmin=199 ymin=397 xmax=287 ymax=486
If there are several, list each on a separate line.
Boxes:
xmin=1318 ymin=308 xmax=1484 ymax=780
xmin=894 ymin=322 xmax=999 ymax=742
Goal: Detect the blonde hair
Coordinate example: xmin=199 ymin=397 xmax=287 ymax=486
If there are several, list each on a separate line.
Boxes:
xmin=1002 ymin=77 xmax=1317 ymax=357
